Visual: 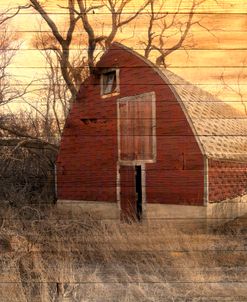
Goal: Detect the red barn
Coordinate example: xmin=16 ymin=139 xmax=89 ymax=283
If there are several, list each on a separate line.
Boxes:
xmin=56 ymin=43 xmax=247 ymax=224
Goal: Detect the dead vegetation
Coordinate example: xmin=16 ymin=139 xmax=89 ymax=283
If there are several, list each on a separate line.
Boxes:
xmin=0 ymin=194 xmax=246 ymax=301
xmin=0 ymin=143 xmax=56 ymax=203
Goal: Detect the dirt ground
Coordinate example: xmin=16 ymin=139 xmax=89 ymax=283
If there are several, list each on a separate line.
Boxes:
xmin=0 ymin=205 xmax=246 ymax=302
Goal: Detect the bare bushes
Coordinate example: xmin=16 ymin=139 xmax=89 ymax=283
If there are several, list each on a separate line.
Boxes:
xmin=0 ymin=144 xmax=56 ymax=204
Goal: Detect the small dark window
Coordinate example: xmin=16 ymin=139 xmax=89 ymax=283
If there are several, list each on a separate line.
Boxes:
xmin=102 ymin=70 xmax=117 ymax=95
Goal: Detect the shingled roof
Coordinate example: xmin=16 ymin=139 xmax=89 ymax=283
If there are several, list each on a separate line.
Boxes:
xmin=161 ymin=69 xmax=247 ymax=162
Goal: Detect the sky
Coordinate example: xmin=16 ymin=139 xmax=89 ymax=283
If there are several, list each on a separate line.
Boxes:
xmin=1 ymin=0 xmax=247 ymax=112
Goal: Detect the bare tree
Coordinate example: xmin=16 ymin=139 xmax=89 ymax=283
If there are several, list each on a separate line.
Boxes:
xmin=218 ymin=59 xmax=247 ymax=115
xmin=28 ymin=0 xmax=151 ymax=99
xmin=75 ymin=0 xmax=151 ymax=71
xmin=19 ymin=0 xmax=220 ymax=146
xmin=0 ymin=5 xmax=30 ymax=26
xmin=9 ymin=0 xmax=152 ymax=147
xmin=0 ymin=28 xmax=19 ymax=106
xmin=142 ymin=0 xmax=215 ymax=67
xmin=29 ymin=0 xmax=82 ymax=99
xmin=30 ymin=22 xmax=90 ymax=139
xmin=0 ymin=7 xmax=32 ymax=107
xmin=0 ymin=6 xmax=58 ymax=151
xmin=3 ymin=0 xmax=220 ymax=146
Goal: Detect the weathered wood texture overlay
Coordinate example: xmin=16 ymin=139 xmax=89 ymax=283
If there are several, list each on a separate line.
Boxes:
xmin=1 ymin=3 xmax=247 ymax=301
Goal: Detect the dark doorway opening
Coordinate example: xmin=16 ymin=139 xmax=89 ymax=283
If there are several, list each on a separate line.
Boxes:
xmin=135 ymin=166 xmax=142 ymax=221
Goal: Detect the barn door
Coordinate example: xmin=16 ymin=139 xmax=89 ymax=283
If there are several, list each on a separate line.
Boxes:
xmin=119 ymin=165 xmax=143 ymax=222
xmin=119 ymin=165 xmax=136 ymax=221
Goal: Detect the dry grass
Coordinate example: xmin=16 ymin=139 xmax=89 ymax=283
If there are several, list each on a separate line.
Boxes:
xmin=0 ymin=203 xmax=246 ymax=302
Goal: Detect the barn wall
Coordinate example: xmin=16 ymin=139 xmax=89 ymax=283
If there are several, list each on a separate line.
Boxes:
xmin=56 ymin=74 xmax=118 ymax=202
xmin=208 ymin=159 xmax=247 ymax=202
xmin=57 ymin=44 xmax=204 ymax=205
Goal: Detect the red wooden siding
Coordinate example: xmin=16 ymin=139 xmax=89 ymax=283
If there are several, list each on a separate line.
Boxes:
xmin=208 ymin=159 xmax=247 ymax=202
xmin=56 ymin=44 xmax=204 ymax=206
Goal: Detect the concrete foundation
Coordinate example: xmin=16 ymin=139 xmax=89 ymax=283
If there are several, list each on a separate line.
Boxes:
xmin=57 ymin=200 xmax=119 ymax=220
xmin=57 ymin=194 xmax=247 ymax=228
xmin=206 ymin=194 xmax=247 ymax=227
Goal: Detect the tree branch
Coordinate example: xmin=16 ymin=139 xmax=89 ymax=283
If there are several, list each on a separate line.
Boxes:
xmin=0 ymin=5 xmax=31 ymax=25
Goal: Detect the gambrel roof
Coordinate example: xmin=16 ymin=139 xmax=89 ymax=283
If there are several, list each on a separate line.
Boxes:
xmin=161 ymin=69 xmax=247 ymax=162
xmin=111 ymin=43 xmax=247 ymax=162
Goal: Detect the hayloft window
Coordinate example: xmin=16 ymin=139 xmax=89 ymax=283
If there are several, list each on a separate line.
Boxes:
xmin=118 ymin=92 xmax=156 ymax=163
xmin=101 ymin=69 xmax=119 ymax=97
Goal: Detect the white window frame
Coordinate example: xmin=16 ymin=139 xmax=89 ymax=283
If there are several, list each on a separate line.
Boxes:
xmin=100 ymin=68 xmax=120 ymax=98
